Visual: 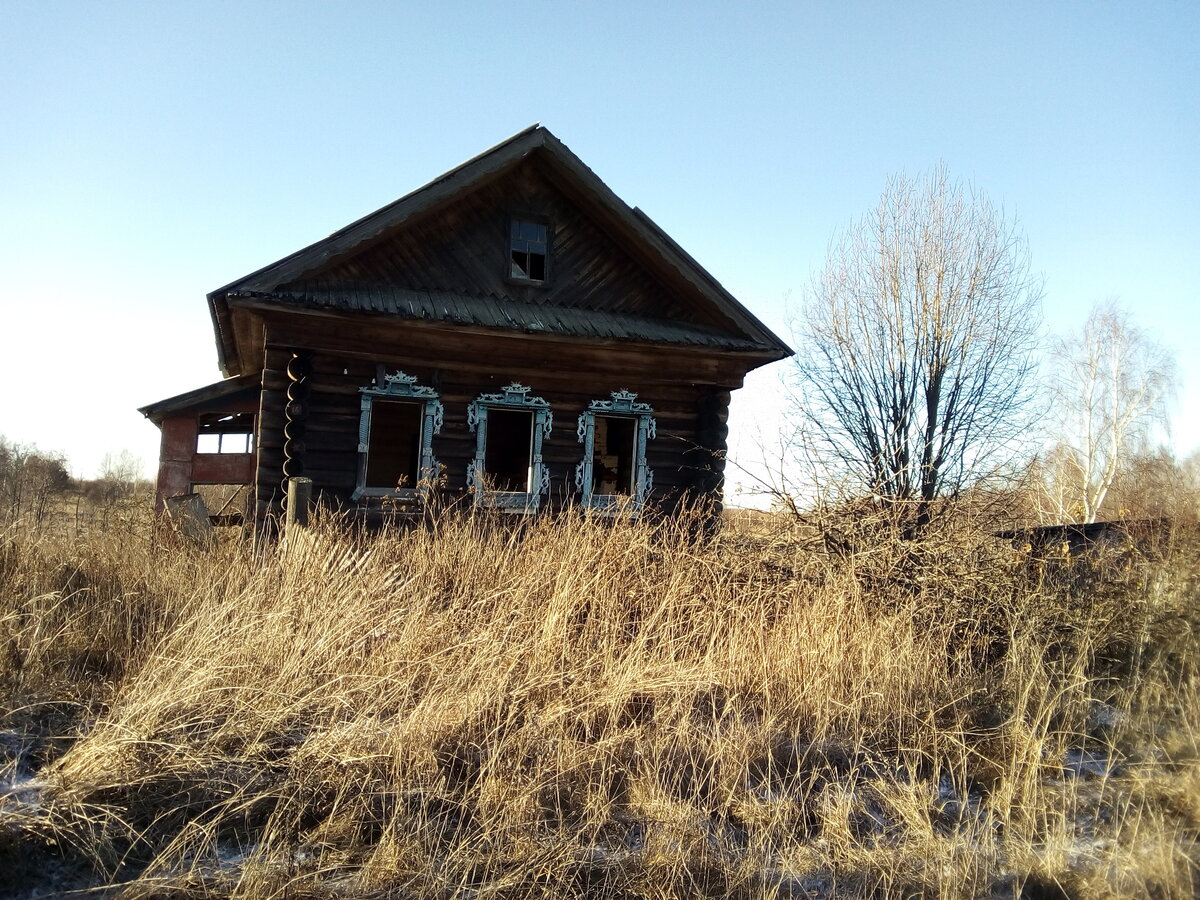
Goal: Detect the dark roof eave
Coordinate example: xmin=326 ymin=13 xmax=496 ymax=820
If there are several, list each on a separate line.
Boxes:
xmin=628 ymin=206 xmax=794 ymax=358
xmin=138 ymin=373 xmax=260 ymax=426
xmin=228 ymin=290 xmax=782 ymax=356
xmin=209 ymin=293 xmax=234 ymax=376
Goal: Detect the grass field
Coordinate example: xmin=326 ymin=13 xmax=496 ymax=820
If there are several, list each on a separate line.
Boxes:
xmin=1 ymin=506 xmax=1198 ymax=898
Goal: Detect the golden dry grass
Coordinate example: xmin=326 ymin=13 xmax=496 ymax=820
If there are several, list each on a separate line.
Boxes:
xmin=1 ymin=507 xmax=1197 ymax=899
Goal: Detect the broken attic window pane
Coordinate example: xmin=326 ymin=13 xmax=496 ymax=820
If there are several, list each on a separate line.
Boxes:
xmin=509 ymin=218 xmax=548 ymax=282
xmin=364 ymin=400 xmax=423 ymax=490
xmin=591 ymin=415 xmax=637 ymax=495
xmin=196 ymin=412 xmax=255 ymax=454
xmin=483 ymin=407 xmax=534 ymax=492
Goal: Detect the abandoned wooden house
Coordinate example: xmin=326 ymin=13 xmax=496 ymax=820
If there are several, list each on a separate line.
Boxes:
xmin=139 ymin=126 xmax=792 ymax=524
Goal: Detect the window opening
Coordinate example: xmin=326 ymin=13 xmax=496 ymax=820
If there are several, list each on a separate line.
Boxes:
xmin=353 ymin=371 xmax=443 ymax=501
xmin=483 ymin=408 xmax=534 ymax=492
xmin=591 ymin=415 xmax=637 ymax=495
xmin=196 ymin=412 xmax=254 ymax=454
xmin=468 ymin=383 xmax=552 ymax=510
xmin=576 ymin=391 xmax=656 ymax=513
xmin=364 ymin=400 xmax=423 ymax=490
xmin=510 ymin=219 xmax=548 ymax=282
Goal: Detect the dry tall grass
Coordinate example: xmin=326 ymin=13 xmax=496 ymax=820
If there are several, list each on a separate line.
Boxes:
xmin=1 ymin=508 xmax=1197 ymax=899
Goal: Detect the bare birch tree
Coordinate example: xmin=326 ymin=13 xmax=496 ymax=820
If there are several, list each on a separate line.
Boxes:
xmin=1048 ymin=302 xmax=1177 ymax=523
xmin=793 ymin=166 xmax=1043 ymax=527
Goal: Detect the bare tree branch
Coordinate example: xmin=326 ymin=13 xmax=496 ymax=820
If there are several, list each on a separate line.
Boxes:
xmin=792 ymin=166 xmax=1043 ymax=528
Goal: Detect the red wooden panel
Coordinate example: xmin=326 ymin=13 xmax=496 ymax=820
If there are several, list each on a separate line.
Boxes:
xmin=191 ymin=453 xmax=255 ymax=484
xmin=154 ymin=459 xmax=193 ymax=514
xmin=161 ymin=416 xmax=197 ymax=462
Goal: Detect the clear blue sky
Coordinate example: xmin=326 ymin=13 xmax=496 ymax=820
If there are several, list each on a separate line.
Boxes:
xmin=2 ymin=1 xmax=1196 ymax=495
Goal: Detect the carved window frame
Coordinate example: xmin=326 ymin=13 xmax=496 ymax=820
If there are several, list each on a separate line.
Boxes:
xmin=352 ymin=371 xmax=444 ymax=501
xmin=467 ymin=383 xmax=553 ymax=511
xmin=575 ymin=390 xmax=656 ymax=514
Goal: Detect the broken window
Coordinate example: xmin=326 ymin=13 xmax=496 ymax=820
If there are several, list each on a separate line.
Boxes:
xmin=510 ymin=218 xmax=548 ymax=282
xmin=196 ymin=412 xmax=255 ymax=454
xmin=575 ymin=391 xmax=656 ymax=513
xmin=468 ymin=384 xmax=552 ymax=510
xmin=353 ymin=371 xmax=443 ymax=500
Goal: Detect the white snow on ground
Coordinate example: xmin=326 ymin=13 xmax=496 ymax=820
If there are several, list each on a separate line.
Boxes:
xmin=0 ymin=774 xmax=45 ymax=810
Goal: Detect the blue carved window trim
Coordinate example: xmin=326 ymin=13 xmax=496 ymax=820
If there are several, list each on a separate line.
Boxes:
xmin=352 ymin=371 xmax=444 ymax=501
xmin=467 ymin=383 xmax=553 ymax=511
xmin=575 ymin=390 xmax=656 ymax=514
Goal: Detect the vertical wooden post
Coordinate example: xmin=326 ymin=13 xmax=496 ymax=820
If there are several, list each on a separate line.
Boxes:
xmin=286 ymin=477 xmax=312 ymax=530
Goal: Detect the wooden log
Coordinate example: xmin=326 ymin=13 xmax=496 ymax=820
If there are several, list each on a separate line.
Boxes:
xmin=287 ymin=477 xmax=312 ymax=529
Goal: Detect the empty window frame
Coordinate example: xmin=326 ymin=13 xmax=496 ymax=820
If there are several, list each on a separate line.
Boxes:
xmin=509 ymin=218 xmax=548 ymax=282
xmin=196 ymin=412 xmax=255 ymax=454
xmin=468 ymin=383 xmax=552 ymax=510
xmin=353 ymin=371 xmax=443 ymax=500
xmin=575 ymin=390 xmax=656 ymax=512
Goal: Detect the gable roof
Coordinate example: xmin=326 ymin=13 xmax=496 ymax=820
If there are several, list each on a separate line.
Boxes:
xmin=209 ymin=125 xmax=792 ymax=375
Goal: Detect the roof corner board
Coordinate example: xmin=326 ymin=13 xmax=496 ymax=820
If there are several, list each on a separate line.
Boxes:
xmin=629 ymin=206 xmax=794 ymax=358
xmin=531 ymin=138 xmax=793 ymax=358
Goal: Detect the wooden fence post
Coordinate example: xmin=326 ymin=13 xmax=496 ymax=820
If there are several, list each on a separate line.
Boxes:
xmin=286 ymin=477 xmax=312 ymax=530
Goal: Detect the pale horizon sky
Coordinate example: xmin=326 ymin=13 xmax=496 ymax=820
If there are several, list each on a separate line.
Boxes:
xmin=1 ymin=2 xmax=1196 ymax=502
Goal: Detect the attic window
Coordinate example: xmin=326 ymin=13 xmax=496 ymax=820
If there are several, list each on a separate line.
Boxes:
xmin=196 ymin=412 xmax=255 ymax=454
xmin=510 ymin=219 xmax=548 ymax=282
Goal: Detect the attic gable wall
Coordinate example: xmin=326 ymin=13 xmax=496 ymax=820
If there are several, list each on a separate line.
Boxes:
xmin=276 ymin=158 xmax=729 ymax=332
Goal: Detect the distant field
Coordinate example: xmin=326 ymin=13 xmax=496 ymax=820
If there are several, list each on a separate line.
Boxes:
xmin=1 ymin=506 xmax=1197 ymax=899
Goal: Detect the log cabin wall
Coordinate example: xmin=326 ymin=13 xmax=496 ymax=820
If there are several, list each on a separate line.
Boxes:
xmin=254 ymin=323 xmax=741 ymax=518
